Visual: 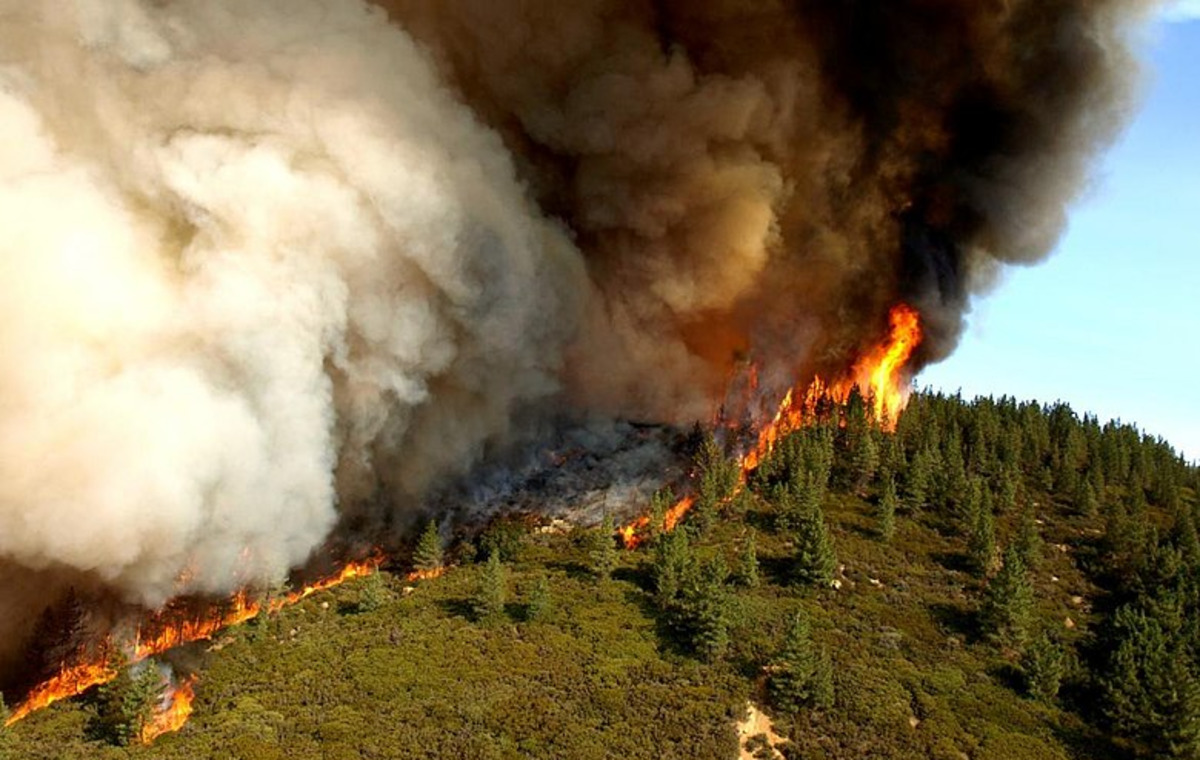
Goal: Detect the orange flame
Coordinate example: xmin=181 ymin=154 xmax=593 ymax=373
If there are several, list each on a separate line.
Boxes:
xmin=619 ymin=303 xmax=921 ymax=547
xmin=139 ymin=676 xmax=196 ymax=744
xmin=7 ymin=556 xmax=382 ymax=729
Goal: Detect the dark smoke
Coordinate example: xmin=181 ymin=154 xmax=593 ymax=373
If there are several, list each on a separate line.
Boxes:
xmin=382 ymin=0 xmax=1150 ymax=407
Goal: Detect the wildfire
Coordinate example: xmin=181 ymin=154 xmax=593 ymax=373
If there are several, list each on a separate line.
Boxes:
xmin=620 ymin=303 xmax=922 ymax=547
xmin=6 ymin=556 xmax=382 ymax=730
xmin=139 ymin=676 xmax=196 ymax=744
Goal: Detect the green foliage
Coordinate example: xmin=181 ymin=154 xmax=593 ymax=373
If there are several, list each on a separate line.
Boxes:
xmin=877 ymin=477 xmax=898 ymax=542
xmin=93 ymin=659 xmax=163 ymax=747
xmin=1022 ymin=633 xmax=1064 ymax=703
xmin=0 ymin=692 xmax=13 ymax=760
xmin=674 ymin=557 xmax=732 ymax=662
xmin=525 ymin=575 xmax=551 ymax=622
xmin=736 ymin=529 xmax=760 ymax=588
xmin=980 ymin=546 xmax=1035 ymax=649
xmin=478 ymin=517 xmax=526 ymax=563
xmin=1013 ymin=502 xmax=1042 ymax=571
xmin=647 ymin=486 xmax=673 ymax=545
xmin=474 ymin=552 xmax=507 ymax=622
xmin=693 ymin=433 xmax=740 ymax=536
xmin=412 ymin=520 xmax=444 ymax=573
xmin=589 ymin=513 xmax=619 ymax=581
xmin=357 ymin=569 xmax=387 ymax=613
xmin=769 ymin=609 xmax=833 ymax=713
xmin=966 ymin=480 xmax=998 ymax=578
xmin=791 ymin=495 xmax=837 ymax=587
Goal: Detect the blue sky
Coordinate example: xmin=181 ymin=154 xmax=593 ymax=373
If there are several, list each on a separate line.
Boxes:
xmin=919 ymin=9 xmax=1200 ymax=462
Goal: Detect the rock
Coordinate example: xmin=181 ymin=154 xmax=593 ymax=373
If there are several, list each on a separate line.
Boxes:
xmin=831 ymin=579 xmax=843 ymax=590
xmin=909 ymin=716 xmax=921 ymax=729
xmin=1064 ymin=616 xmax=1076 ymax=630
xmin=1070 ymin=595 xmax=1085 ymax=607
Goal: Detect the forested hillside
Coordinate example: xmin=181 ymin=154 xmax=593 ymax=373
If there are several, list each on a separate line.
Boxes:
xmin=3 ymin=390 xmax=1197 ymax=759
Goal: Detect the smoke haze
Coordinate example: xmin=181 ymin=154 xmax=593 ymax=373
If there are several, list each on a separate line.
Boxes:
xmin=0 ymin=0 xmax=1156 ymax=662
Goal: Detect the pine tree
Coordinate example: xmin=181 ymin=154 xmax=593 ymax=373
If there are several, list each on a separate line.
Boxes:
xmin=793 ymin=500 xmax=837 ymax=587
xmin=980 ymin=545 xmax=1035 ymax=649
xmin=1023 ymin=633 xmax=1065 ymax=703
xmin=526 ymin=575 xmax=551 ymax=622
xmin=677 ymin=557 xmax=731 ymax=662
xmin=967 ymin=487 xmax=998 ymax=578
xmin=769 ymin=609 xmax=834 ymax=713
xmin=877 ymin=477 xmax=898 ymax=542
xmin=653 ymin=528 xmax=693 ymax=607
xmin=94 ymin=658 xmax=163 ymax=746
xmin=475 ymin=552 xmax=507 ymax=622
xmin=1013 ymin=502 xmax=1042 ymax=571
xmin=905 ymin=446 xmax=934 ymax=512
xmin=737 ymin=529 xmax=760 ymax=588
xmin=413 ymin=519 xmax=444 ymax=573
xmin=849 ymin=427 xmax=880 ymax=494
xmin=357 ymin=569 xmax=387 ymax=612
xmin=590 ymin=513 xmax=619 ymax=581
xmin=648 ymin=486 xmax=674 ymax=545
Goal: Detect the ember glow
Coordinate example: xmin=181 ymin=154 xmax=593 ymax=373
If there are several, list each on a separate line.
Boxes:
xmin=621 ymin=304 xmax=922 ymax=547
xmin=139 ymin=676 xmax=196 ymax=744
xmin=6 ymin=557 xmax=381 ymax=731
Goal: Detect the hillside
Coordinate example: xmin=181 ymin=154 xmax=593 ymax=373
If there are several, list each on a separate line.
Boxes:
xmin=3 ymin=390 xmax=1198 ymax=760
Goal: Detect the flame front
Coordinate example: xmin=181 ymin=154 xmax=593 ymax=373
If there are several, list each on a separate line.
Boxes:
xmin=621 ymin=303 xmax=922 ymax=547
xmin=7 ymin=557 xmax=381 ymax=731
xmin=139 ymin=677 xmax=196 ymax=744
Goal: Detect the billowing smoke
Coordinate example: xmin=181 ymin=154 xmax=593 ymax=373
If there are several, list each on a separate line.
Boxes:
xmin=0 ymin=0 xmax=1154 ymax=663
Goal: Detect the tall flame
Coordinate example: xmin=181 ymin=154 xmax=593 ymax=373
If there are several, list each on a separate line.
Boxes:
xmin=139 ymin=676 xmax=196 ymax=744
xmin=621 ymin=303 xmax=922 ymax=547
xmin=6 ymin=556 xmax=382 ymax=728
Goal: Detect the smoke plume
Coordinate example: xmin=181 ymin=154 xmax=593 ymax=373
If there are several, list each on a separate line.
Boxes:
xmin=0 ymin=0 xmax=1155 ymax=661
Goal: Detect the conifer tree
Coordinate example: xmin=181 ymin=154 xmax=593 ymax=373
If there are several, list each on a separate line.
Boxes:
xmin=677 ymin=557 xmax=732 ymax=662
xmin=475 ymin=551 xmax=507 ymax=622
xmin=793 ymin=500 xmax=837 ymax=587
xmin=590 ymin=513 xmax=619 ymax=582
xmin=1013 ymin=502 xmax=1042 ymax=571
xmin=905 ymin=446 xmax=934 ymax=512
xmin=648 ymin=486 xmax=673 ymax=545
xmin=526 ymin=575 xmax=551 ymax=622
xmin=878 ymin=477 xmax=898 ymax=542
xmin=653 ymin=528 xmax=693 ymax=607
xmin=737 ymin=529 xmax=760 ymax=588
xmin=849 ymin=427 xmax=880 ymax=494
xmin=413 ymin=519 xmax=444 ymax=573
xmin=1023 ymin=633 xmax=1065 ymax=703
xmin=94 ymin=658 xmax=163 ymax=746
xmin=980 ymin=545 xmax=1035 ymax=649
xmin=357 ymin=569 xmax=387 ymax=612
xmin=769 ymin=609 xmax=834 ymax=713
xmin=967 ymin=488 xmax=998 ymax=578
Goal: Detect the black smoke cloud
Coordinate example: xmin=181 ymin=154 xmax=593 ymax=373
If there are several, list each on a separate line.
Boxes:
xmin=0 ymin=0 xmax=1154 ymax=668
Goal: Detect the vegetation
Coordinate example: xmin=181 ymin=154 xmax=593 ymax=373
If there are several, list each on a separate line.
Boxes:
xmin=9 ymin=390 xmax=1199 ymax=759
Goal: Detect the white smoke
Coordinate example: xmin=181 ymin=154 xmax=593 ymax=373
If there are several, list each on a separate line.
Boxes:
xmin=0 ymin=0 xmax=584 ymax=605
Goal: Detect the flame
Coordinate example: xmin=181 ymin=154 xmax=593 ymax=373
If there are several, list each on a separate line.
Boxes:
xmin=139 ymin=676 xmax=196 ymax=744
xmin=619 ymin=303 xmax=921 ymax=547
xmin=404 ymin=566 xmax=447 ymax=582
xmin=6 ymin=556 xmax=382 ymax=730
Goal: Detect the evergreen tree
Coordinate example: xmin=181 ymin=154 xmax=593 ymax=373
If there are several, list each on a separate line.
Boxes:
xmin=792 ymin=500 xmax=837 ymax=587
xmin=652 ymin=528 xmax=693 ymax=607
xmin=737 ymin=529 xmax=760 ymax=588
xmin=877 ymin=477 xmax=898 ymax=542
xmin=1074 ymin=479 xmax=1100 ymax=518
xmin=526 ymin=575 xmax=551 ymax=622
xmin=980 ymin=546 xmax=1035 ymax=649
xmin=677 ymin=557 xmax=732 ymax=662
xmin=474 ymin=552 xmax=507 ymax=622
xmin=967 ymin=487 xmax=998 ymax=578
xmin=590 ymin=513 xmax=619 ymax=581
xmin=357 ymin=569 xmax=387 ymax=612
xmin=693 ymin=432 xmax=739 ymax=536
xmin=769 ymin=609 xmax=834 ymax=713
xmin=849 ymin=427 xmax=880 ymax=494
xmin=94 ymin=658 xmax=163 ymax=746
xmin=1013 ymin=502 xmax=1042 ymax=571
xmin=905 ymin=446 xmax=935 ymax=512
xmin=413 ymin=519 xmax=444 ymax=573
xmin=1023 ymin=633 xmax=1064 ymax=703
xmin=997 ymin=467 xmax=1019 ymax=515
xmin=648 ymin=486 xmax=674 ymax=545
